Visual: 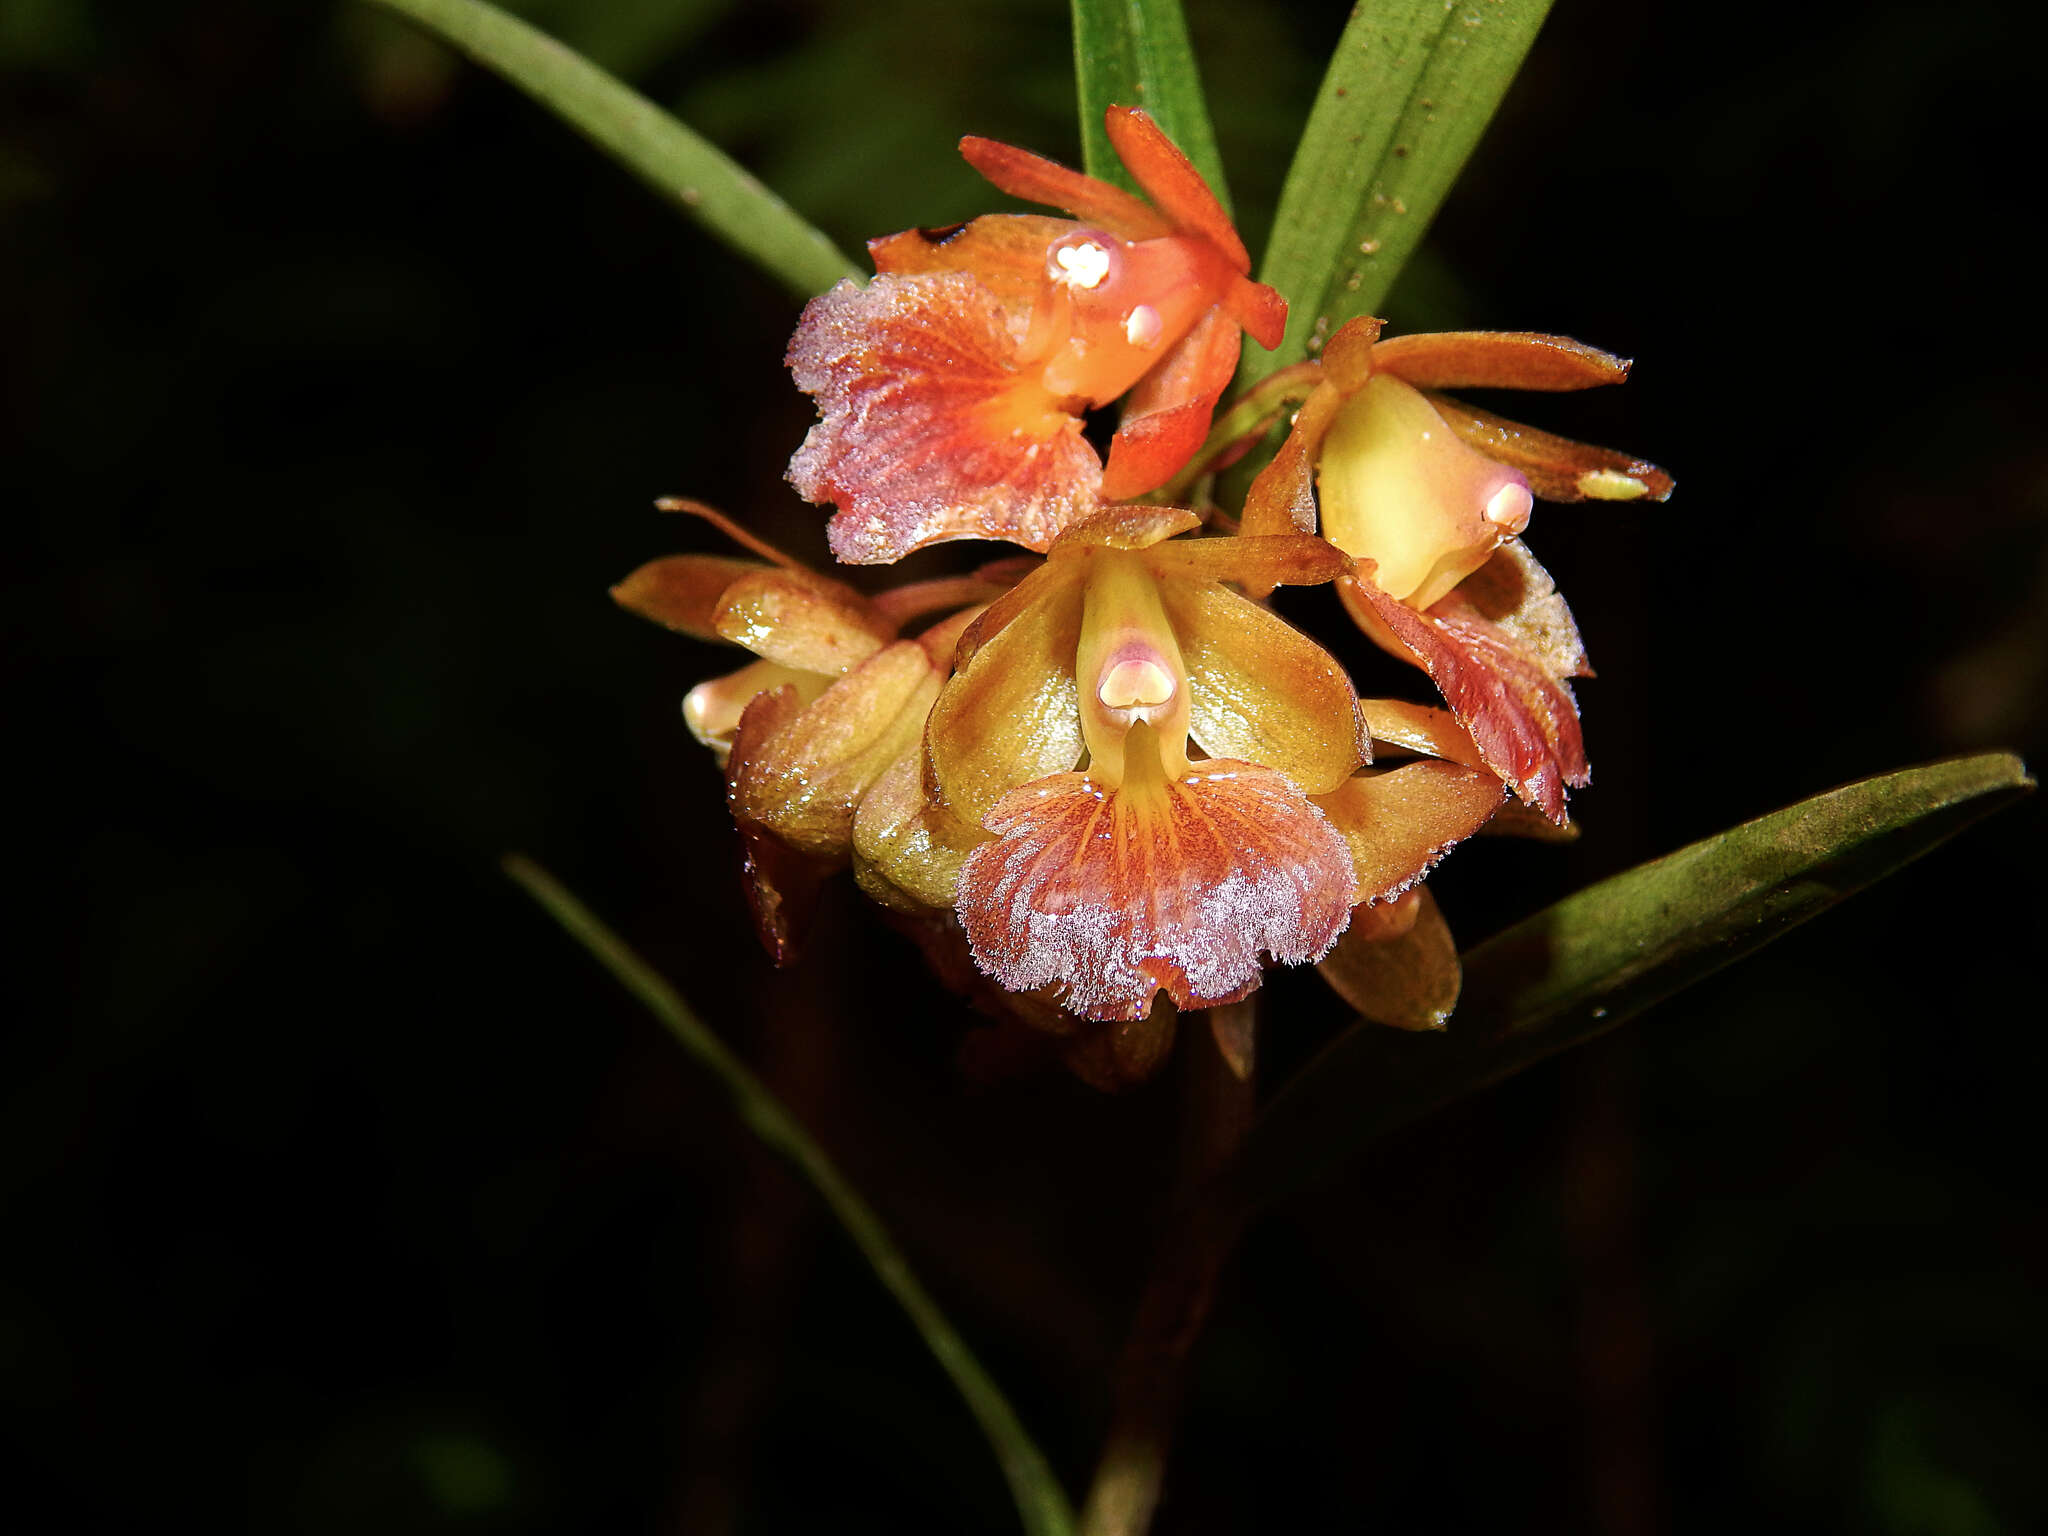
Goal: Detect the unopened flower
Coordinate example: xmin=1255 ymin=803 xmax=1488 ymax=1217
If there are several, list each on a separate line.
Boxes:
xmin=1243 ymin=318 xmax=1672 ymax=821
xmin=787 ymin=107 xmax=1286 ymax=564
xmin=860 ymin=506 xmax=1504 ymax=1023
xmin=612 ymin=500 xmax=1006 ymax=961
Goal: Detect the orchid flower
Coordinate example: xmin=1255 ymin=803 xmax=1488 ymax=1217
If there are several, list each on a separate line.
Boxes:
xmin=787 ymin=107 xmax=1286 ymax=564
xmin=1242 ymin=317 xmax=1673 ymax=822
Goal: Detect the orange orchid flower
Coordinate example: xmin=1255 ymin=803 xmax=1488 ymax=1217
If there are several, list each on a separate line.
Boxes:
xmin=859 ymin=505 xmax=1505 ymax=1023
xmin=1242 ymin=318 xmax=1673 ymax=823
xmin=787 ymin=107 xmax=1286 ymax=564
xmin=611 ymin=500 xmax=1011 ymax=963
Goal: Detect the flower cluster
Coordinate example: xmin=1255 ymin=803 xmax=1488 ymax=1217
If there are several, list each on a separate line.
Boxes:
xmin=618 ymin=108 xmax=1670 ymax=1085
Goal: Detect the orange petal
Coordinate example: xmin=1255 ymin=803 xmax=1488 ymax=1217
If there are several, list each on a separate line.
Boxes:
xmin=1141 ymin=531 xmax=1351 ymax=592
xmin=1238 ymin=380 xmax=1343 ymax=545
xmin=712 ymin=568 xmax=891 ymax=674
xmin=958 ymin=135 xmax=1171 ymax=240
xmin=1312 ymin=760 xmax=1505 ymax=904
xmin=1101 ymin=305 xmax=1242 ymax=499
xmin=1158 ymin=576 xmax=1366 ymax=795
xmin=957 ymin=755 xmax=1356 ymax=1020
xmin=1222 ymin=273 xmax=1287 ymax=352
xmin=924 ymin=567 xmax=1087 ymax=827
xmin=1320 ymin=316 xmax=1383 ymax=390
xmin=1339 ymin=569 xmax=1588 ymax=824
xmin=1371 ymin=331 xmax=1632 ymax=392
xmin=1316 ymin=887 xmax=1460 ymax=1031
xmin=1102 ymin=106 xmax=1249 ymax=272
xmin=787 ymin=274 xmax=1102 ymax=562
xmin=611 ymin=553 xmax=766 ymax=641
xmin=1455 ymin=539 xmax=1591 ymax=683
xmin=1058 ymin=504 xmax=1202 ymax=550
xmin=1424 ymin=391 xmax=1675 ymax=502
xmin=869 ymin=214 xmax=1076 ymax=313
xmin=851 ymin=752 xmax=988 ymax=914
xmin=1356 ymin=698 xmax=1489 ymax=770
xmin=728 ymin=643 xmax=941 ymax=861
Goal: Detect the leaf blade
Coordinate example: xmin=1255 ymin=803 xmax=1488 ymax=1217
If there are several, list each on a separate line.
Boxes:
xmin=1069 ymin=0 xmax=1228 ymax=207
xmin=1243 ymin=0 xmax=1553 ymax=384
xmin=502 ymin=856 xmax=1075 ymax=1536
xmin=1223 ymin=752 xmax=2034 ymax=1210
xmin=364 ymin=0 xmax=860 ymax=298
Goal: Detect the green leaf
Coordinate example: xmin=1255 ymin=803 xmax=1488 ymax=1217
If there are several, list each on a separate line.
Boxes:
xmin=1069 ymin=0 xmax=1228 ymax=207
xmin=1242 ymin=0 xmax=1554 ymax=386
xmin=502 ymin=856 xmax=1075 ymax=1536
xmin=1221 ymin=753 xmax=2034 ymax=1211
xmin=363 ymin=0 xmax=860 ymax=298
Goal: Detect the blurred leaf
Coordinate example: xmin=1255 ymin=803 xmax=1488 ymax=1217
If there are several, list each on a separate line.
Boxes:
xmin=363 ymin=0 xmax=860 ymax=298
xmin=1222 ymin=753 xmax=2034 ymax=1210
xmin=502 ymin=856 xmax=1075 ymax=1536
xmin=1243 ymin=0 xmax=1553 ymax=385
xmin=1070 ymin=0 xmax=1227 ymax=205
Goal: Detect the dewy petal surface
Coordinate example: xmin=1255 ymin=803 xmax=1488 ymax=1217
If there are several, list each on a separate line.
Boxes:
xmin=729 ymin=643 xmax=940 ymax=860
xmin=1159 ymin=576 xmax=1366 ymax=795
xmin=1424 ymin=392 xmax=1675 ymax=503
xmin=852 ymin=752 xmax=988 ymax=914
xmin=611 ymin=553 xmax=767 ymax=641
xmin=787 ymin=273 xmax=1102 ymax=562
xmin=957 ymin=749 xmax=1355 ymax=1020
xmin=925 ymin=568 xmax=1087 ymax=827
xmin=712 ymin=569 xmax=891 ymax=675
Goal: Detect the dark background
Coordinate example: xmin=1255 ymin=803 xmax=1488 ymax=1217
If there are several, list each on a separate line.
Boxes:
xmin=9 ymin=0 xmax=2045 ymax=1531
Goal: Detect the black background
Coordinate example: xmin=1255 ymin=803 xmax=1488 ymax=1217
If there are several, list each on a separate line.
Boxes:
xmin=9 ymin=1 xmax=2046 ymax=1531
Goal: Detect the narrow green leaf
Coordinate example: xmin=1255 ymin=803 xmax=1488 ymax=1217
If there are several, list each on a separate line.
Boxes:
xmin=1222 ymin=753 xmax=2034 ymax=1211
xmin=363 ymin=0 xmax=860 ymax=298
xmin=1069 ymin=0 xmax=1228 ymax=206
xmin=502 ymin=856 xmax=1075 ymax=1536
xmin=1243 ymin=0 xmax=1553 ymax=385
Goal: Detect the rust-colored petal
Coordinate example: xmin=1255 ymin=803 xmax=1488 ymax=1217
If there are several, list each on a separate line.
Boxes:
xmin=958 ymin=134 xmax=1171 ymax=241
xmin=1424 ymin=391 xmax=1675 ymax=503
xmin=1316 ymin=887 xmax=1460 ymax=1031
xmin=1158 ymin=576 xmax=1366 ymax=795
xmin=1340 ymin=568 xmax=1588 ymax=824
xmin=787 ymin=274 xmax=1102 ymax=562
xmin=1312 ymin=760 xmax=1505 ymax=904
xmin=957 ymin=753 xmax=1356 ymax=1020
xmin=1101 ymin=305 xmax=1242 ymax=500
xmin=1371 ymin=331 xmax=1632 ymax=392
xmin=924 ymin=568 xmax=1087 ymax=827
xmin=852 ymin=752 xmax=988 ymax=914
xmin=611 ymin=553 xmax=764 ymax=641
xmin=1102 ymin=105 xmax=1249 ymax=271
xmin=712 ymin=569 xmax=891 ymax=674
xmin=728 ymin=644 xmax=941 ymax=861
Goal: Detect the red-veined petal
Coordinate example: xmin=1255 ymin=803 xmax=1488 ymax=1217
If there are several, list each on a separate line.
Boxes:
xmin=957 ymin=751 xmax=1355 ymax=1020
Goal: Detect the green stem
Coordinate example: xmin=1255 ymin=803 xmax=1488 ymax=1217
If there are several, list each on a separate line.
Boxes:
xmin=503 ymin=855 xmax=1074 ymax=1536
